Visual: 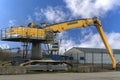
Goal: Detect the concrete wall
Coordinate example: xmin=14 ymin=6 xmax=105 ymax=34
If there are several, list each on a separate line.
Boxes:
xmin=0 ymin=66 xmax=26 ymax=75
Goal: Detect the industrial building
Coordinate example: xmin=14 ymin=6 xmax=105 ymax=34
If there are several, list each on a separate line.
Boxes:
xmin=64 ymin=47 xmax=120 ymax=65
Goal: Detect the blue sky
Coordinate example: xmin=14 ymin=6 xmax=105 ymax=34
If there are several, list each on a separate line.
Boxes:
xmin=0 ymin=0 xmax=120 ymax=53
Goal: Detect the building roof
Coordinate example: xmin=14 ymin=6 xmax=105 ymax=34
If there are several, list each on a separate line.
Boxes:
xmin=64 ymin=48 xmax=84 ymax=55
xmin=64 ymin=47 xmax=120 ymax=54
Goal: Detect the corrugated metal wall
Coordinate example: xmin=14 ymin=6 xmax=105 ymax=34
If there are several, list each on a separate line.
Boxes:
xmin=64 ymin=47 xmax=120 ymax=65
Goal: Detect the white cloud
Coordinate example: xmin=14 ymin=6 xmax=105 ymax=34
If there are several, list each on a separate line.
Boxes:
xmin=8 ymin=20 xmax=16 ymax=26
xmin=64 ymin=0 xmax=120 ymax=18
xmin=27 ymin=15 xmax=33 ymax=22
xmin=60 ymin=39 xmax=76 ymax=54
xmin=0 ymin=44 xmax=10 ymax=49
xmin=33 ymin=0 xmax=120 ymax=22
xmin=40 ymin=6 xmax=66 ymax=23
xmin=56 ymin=32 xmax=73 ymax=54
xmin=31 ymin=0 xmax=120 ymax=22
xmin=79 ymin=32 xmax=120 ymax=49
xmin=34 ymin=6 xmax=71 ymax=23
xmin=34 ymin=11 xmax=42 ymax=21
xmin=80 ymin=27 xmax=93 ymax=36
xmin=106 ymin=32 xmax=120 ymax=49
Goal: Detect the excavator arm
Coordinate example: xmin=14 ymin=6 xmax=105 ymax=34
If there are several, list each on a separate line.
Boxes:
xmin=95 ymin=22 xmax=116 ymax=69
xmin=43 ymin=18 xmax=116 ymax=69
xmin=43 ymin=18 xmax=96 ymax=32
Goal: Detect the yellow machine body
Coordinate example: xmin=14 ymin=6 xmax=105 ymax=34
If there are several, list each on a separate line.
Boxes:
xmin=7 ymin=27 xmax=45 ymax=38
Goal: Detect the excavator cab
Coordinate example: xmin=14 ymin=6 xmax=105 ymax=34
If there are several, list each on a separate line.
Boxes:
xmin=51 ymin=42 xmax=59 ymax=50
xmin=27 ymin=22 xmax=36 ymax=28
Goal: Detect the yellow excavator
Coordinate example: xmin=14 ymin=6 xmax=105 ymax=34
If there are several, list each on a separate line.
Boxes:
xmin=3 ymin=17 xmax=116 ymax=69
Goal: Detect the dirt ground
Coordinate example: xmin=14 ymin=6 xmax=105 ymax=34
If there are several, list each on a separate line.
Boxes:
xmin=0 ymin=71 xmax=120 ymax=80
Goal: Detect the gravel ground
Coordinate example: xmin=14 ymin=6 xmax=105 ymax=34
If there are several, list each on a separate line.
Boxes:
xmin=0 ymin=71 xmax=120 ymax=80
